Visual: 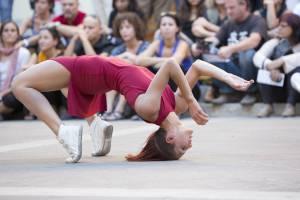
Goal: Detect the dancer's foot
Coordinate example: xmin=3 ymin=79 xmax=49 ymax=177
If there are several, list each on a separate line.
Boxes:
xmin=226 ymin=73 xmax=254 ymax=91
xmin=90 ymin=116 xmax=113 ymax=156
xmin=57 ymin=124 xmax=83 ymax=163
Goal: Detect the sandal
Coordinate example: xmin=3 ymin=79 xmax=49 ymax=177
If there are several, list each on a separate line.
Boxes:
xmin=105 ymin=112 xmax=123 ymax=121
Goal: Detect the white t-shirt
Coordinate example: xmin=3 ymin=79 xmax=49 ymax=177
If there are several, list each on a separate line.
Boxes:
xmin=0 ymin=47 xmax=30 ymax=91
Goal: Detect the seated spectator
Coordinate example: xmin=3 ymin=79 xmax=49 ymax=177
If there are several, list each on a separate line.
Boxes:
xmin=137 ymin=0 xmax=174 ymax=40
xmin=255 ymin=0 xmax=287 ymax=30
xmin=20 ymin=0 xmax=55 ymax=38
xmin=52 ymin=0 xmax=86 ymax=26
xmin=191 ymin=0 xmax=227 ymax=57
xmin=64 ymin=15 xmax=120 ymax=56
xmin=136 ymin=12 xmax=200 ymax=100
xmin=192 ymin=0 xmax=226 ymax=39
xmin=103 ymin=12 xmax=149 ymax=121
xmin=0 ymin=21 xmax=30 ymax=120
xmin=253 ymin=13 xmax=300 ymax=117
xmin=206 ymin=0 xmax=267 ymax=105
xmin=178 ymin=0 xmax=207 ymax=43
xmin=108 ymin=0 xmax=144 ymax=30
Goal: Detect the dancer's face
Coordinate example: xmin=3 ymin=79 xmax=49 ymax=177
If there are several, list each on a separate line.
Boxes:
xmin=166 ymin=125 xmax=193 ymax=156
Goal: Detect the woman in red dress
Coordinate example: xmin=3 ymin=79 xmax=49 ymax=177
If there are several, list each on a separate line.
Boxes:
xmin=11 ymin=55 xmax=253 ymax=163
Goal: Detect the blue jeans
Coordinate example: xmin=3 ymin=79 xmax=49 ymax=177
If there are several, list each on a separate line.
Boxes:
xmin=212 ymin=49 xmax=257 ymax=94
xmin=0 ymin=0 xmax=14 ymax=22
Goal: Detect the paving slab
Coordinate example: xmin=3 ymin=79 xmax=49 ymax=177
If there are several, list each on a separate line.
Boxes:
xmin=0 ymin=117 xmax=299 ymax=199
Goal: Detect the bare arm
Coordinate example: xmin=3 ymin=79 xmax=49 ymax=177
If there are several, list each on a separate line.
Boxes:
xmin=136 ymin=40 xmax=167 ymax=67
xmin=192 ymin=17 xmax=220 ymax=38
xmin=265 ymin=0 xmax=280 ymax=29
xmin=19 ymin=18 xmax=31 ymax=36
xmin=64 ymin=35 xmax=78 ymax=56
xmin=218 ymin=33 xmax=262 ymax=59
xmin=135 ymin=58 xmax=208 ymax=125
xmin=78 ymin=29 xmax=96 ymax=55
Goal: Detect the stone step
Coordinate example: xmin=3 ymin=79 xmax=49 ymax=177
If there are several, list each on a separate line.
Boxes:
xmin=199 ymin=103 xmax=300 ymax=117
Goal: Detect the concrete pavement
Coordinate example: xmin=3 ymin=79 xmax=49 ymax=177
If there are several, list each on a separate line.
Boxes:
xmin=0 ymin=117 xmax=299 ymax=199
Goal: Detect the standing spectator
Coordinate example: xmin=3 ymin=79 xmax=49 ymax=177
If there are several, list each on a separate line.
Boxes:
xmin=52 ymin=0 xmax=86 ymax=26
xmin=254 ymin=13 xmax=300 ymax=117
xmin=108 ymin=0 xmax=144 ymax=29
xmin=207 ymin=0 xmax=268 ymax=105
xmin=103 ymin=12 xmax=149 ymax=120
xmin=0 ymin=21 xmax=30 ymax=119
xmin=0 ymin=0 xmax=14 ymax=24
xmin=64 ymin=15 xmax=120 ymax=56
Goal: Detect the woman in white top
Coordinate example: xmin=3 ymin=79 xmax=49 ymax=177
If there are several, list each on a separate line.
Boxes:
xmin=0 ymin=21 xmax=30 ymax=119
xmin=253 ymin=13 xmax=300 ymax=117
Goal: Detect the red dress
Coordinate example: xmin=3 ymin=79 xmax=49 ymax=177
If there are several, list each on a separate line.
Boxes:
xmin=51 ymin=56 xmax=175 ymax=125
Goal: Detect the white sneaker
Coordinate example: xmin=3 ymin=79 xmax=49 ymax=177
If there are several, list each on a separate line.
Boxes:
xmin=90 ymin=116 xmax=113 ymax=156
xmin=57 ymin=124 xmax=83 ymax=163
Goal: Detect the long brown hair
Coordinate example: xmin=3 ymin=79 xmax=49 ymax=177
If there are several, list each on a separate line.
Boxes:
xmin=126 ymin=128 xmax=182 ymax=161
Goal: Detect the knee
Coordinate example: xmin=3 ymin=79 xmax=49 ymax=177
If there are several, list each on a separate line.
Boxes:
xmin=11 ymin=74 xmax=25 ymax=95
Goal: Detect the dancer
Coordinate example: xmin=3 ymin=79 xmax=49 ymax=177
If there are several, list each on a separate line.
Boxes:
xmin=12 ymin=55 xmax=253 ymax=163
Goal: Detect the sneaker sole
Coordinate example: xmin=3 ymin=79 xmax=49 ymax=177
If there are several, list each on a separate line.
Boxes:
xmin=92 ymin=124 xmax=113 ymax=157
xmin=66 ymin=125 xmax=83 ymax=163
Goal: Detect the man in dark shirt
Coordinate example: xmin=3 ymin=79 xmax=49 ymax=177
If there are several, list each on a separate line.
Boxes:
xmin=64 ymin=15 xmax=120 ymax=56
xmin=208 ymin=0 xmax=267 ymax=105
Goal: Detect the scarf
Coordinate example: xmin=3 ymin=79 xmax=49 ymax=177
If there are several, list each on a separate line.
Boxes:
xmin=0 ymin=46 xmax=20 ymax=91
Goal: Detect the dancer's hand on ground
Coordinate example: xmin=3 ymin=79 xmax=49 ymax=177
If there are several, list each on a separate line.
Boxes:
xmin=188 ymin=99 xmax=208 ymax=125
xmin=226 ymin=73 xmax=254 ymax=91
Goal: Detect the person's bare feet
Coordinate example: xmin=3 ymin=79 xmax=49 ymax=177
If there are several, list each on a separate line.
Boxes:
xmin=226 ymin=73 xmax=254 ymax=91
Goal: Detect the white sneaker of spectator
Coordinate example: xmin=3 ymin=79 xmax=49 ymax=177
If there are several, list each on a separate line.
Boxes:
xmin=57 ymin=124 xmax=83 ymax=163
xmin=90 ymin=116 xmax=113 ymax=156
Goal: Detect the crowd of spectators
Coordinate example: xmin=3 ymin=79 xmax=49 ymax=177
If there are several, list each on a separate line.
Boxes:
xmin=0 ymin=0 xmax=300 ymax=121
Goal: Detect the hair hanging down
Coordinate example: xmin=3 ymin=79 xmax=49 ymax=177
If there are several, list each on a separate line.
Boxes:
xmin=126 ymin=128 xmax=182 ymax=161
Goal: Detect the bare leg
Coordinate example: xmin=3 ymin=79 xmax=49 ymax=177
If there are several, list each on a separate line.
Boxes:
xmin=175 ymin=59 xmax=254 ymax=114
xmin=12 ymin=60 xmax=70 ymax=135
xmin=135 ymin=58 xmax=197 ymax=122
